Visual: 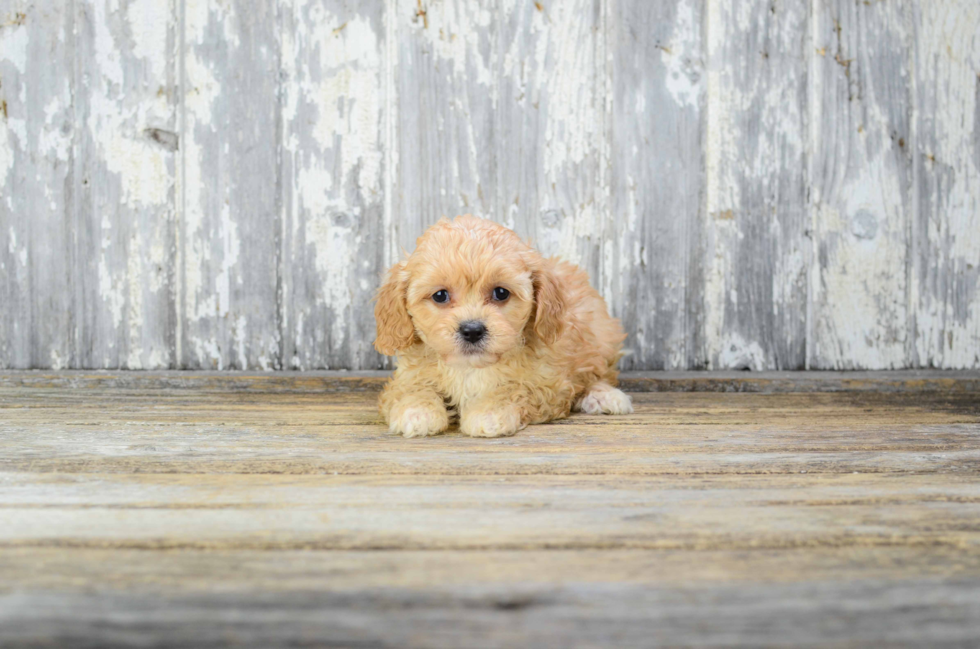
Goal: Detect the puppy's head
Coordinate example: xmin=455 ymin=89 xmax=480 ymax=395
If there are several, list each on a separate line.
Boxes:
xmin=374 ymin=215 xmax=565 ymax=368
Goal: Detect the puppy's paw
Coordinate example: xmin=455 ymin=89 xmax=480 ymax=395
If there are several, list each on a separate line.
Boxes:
xmin=460 ymin=405 xmax=524 ymax=438
xmin=388 ymin=404 xmax=450 ymax=438
xmin=575 ymin=384 xmax=633 ymax=415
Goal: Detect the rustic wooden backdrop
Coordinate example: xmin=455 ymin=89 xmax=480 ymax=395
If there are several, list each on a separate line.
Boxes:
xmin=1 ymin=0 xmax=978 ymax=371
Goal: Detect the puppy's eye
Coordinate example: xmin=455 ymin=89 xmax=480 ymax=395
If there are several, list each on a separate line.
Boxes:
xmin=492 ymin=287 xmax=510 ymax=302
xmin=432 ymin=289 xmax=450 ymax=304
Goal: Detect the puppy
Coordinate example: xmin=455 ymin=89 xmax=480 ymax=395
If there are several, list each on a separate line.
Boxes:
xmin=374 ymin=215 xmax=632 ymax=438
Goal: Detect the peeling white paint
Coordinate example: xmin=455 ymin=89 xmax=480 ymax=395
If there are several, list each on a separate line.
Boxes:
xmin=716 ymin=333 xmax=767 ymax=371
xmin=8 ymin=226 xmax=26 ymax=267
xmin=912 ymin=2 xmax=980 ymax=368
xmin=307 ymin=15 xmax=383 ymax=199
xmin=181 ymin=5 xmax=223 ymax=338
xmin=0 ymin=21 xmax=29 ymax=73
xmin=49 ymin=349 xmax=66 ymax=371
xmin=3 ymin=0 xmax=980 ymax=371
xmin=703 ymin=0 xmax=808 ymax=368
xmin=810 ymin=13 xmax=909 ymax=371
xmin=77 ymin=0 xmax=174 ymax=369
xmin=308 ymin=210 xmax=354 ymax=348
xmin=127 ymin=0 xmax=169 ymax=80
xmin=661 ymin=0 xmax=702 ymax=108
xmin=417 ymin=1 xmax=494 ymax=87
xmin=126 ymin=230 xmax=145 ymax=369
xmin=98 ymin=223 xmax=125 ymax=331
xmin=538 ymin=1 xmax=598 ymax=178
xmin=497 ymin=0 xmax=601 ymax=283
xmin=0 ymin=119 xmax=12 ymax=189
xmin=214 ymin=204 xmax=240 ymax=318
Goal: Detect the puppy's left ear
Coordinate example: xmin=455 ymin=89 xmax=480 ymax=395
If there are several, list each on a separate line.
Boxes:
xmin=374 ymin=263 xmax=416 ymax=356
xmin=531 ymin=261 xmax=566 ymax=344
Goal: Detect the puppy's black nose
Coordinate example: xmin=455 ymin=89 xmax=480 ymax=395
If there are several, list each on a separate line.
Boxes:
xmin=458 ymin=320 xmax=487 ymax=344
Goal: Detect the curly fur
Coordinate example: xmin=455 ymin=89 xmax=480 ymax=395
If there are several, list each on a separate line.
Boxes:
xmin=374 ymin=215 xmax=631 ymax=438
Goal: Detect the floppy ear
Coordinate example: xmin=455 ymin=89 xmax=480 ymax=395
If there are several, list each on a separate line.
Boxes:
xmin=531 ymin=262 xmax=566 ymax=344
xmin=374 ymin=263 xmax=415 ymax=356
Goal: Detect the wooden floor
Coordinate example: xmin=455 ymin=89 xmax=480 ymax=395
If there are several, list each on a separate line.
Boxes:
xmin=1 ymin=372 xmax=979 ymax=648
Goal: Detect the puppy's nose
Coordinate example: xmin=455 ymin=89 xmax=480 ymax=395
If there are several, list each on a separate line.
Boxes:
xmin=458 ymin=320 xmax=487 ymax=344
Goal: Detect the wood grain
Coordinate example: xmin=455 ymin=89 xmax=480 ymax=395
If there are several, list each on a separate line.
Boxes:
xmin=605 ymin=0 xmax=703 ymax=370
xmin=391 ymin=0 xmax=496 ymax=253
xmin=279 ymin=0 xmax=386 ymax=370
xmin=911 ymin=1 xmax=980 ymax=369
xmin=72 ymin=0 xmax=177 ymax=369
xmin=0 ymin=2 xmax=74 ymax=369
xmin=1 ymin=379 xmax=979 ymax=646
xmin=809 ymin=0 xmax=912 ymax=369
xmin=497 ymin=0 xmax=603 ymax=283
xmin=179 ymin=0 xmax=281 ymax=370
xmin=702 ymin=0 xmax=810 ymax=371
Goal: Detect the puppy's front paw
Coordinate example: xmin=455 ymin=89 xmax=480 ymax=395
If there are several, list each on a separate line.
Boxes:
xmin=388 ymin=404 xmax=450 ymax=438
xmin=460 ymin=405 xmax=524 ymax=438
xmin=576 ymin=384 xmax=633 ymax=415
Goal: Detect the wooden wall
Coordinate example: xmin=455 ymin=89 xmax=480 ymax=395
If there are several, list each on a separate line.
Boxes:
xmin=1 ymin=0 xmax=978 ymax=370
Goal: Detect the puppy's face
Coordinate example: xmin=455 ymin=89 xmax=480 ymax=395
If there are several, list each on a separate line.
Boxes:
xmin=405 ymin=235 xmax=534 ymax=368
xmin=374 ymin=216 xmax=565 ymax=367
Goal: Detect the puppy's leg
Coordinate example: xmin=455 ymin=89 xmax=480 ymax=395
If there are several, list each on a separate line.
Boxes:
xmin=574 ymin=382 xmax=633 ymax=415
xmin=381 ymin=380 xmax=449 ymax=438
xmin=460 ymin=399 xmax=525 ymax=438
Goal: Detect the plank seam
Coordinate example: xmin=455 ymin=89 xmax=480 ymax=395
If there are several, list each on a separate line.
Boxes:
xmin=274 ymin=0 xmax=285 ymax=372
xmin=905 ymin=1 xmax=919 ymax=369
xmin=66 ymin=0 xmax=79 ymax=370
xmin=175 ymin=0 xmax=187 ymax=369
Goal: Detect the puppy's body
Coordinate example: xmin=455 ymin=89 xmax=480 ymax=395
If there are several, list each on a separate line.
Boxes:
xmin=375 ymin=216 xmax=630 ymax=438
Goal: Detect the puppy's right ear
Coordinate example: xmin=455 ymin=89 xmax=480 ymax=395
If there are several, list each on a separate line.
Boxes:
xmin=374 ymin=263 xmax=415 ymax=356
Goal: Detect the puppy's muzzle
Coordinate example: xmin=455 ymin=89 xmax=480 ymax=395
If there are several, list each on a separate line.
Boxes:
xmin=458 ymin=320 xmax=487 ymax=344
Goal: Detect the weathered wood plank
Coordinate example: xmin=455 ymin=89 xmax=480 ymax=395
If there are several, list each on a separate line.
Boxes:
xmin=3 ymin=579 xmax=980 ymax=648
xmin=390 ymin=0 xmax=496 ymax=254
xmin=0 ymin=3 xmax=73 ymax=369
xmin=280 ymin=0 xmax=386 ymax=371
xmin=72 ymin=0 xmax=177 ymax=369
xmin=2 ymin=472 xmax=979 ymax=550
xmin=2 ymin=390 xmax=978 ymax=476
xmin=809 ymin=0 xmax=912 ymax=370
xmin=702 ymin=0 xmax=809 ymax=370
xmin=911 ymin=2 xmax=980 ymax=369
xmin=496 ymin=0 xmax=603 ymax=282
xmin=5 ymin=546 xmax=980 ymax=592
xmin=605 ymin=0 xmax=703 ymax=370
xmin=178 ymin=0 xmax=281 ymax=370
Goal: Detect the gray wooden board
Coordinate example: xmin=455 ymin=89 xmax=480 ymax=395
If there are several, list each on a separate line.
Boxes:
xmin=0 ymin=2 xmax=74 ymax=369
xmin=279 ymin=0 xmax=387 ymax=371
xmin=496 ymin=0 xmax=604 ymax=284
xmin=2 ymin=1 xmax=980 ymax=371
xmin=808 ymin=0 xmax=912 ymax=370
xmin=72 ymin=0 xmax=177 ymax=370
xmin=391 ymin=0 xmax=497 ymax=253
xmin=2 ymin=580 xmax=979 ymax=648
xmin=606 ymin=0 xmax=703 ymax=370
xmin=179 ymin=0 xmax=281 ymax=370
xmin=702 ymin=0 xmax=809 ymax=371
xmin=910 ymin=3 xmax=980 ymax=369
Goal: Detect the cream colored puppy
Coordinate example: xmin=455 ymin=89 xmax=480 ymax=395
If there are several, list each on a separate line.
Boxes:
xmin=375 ymin=215 xmax=632 ymax=438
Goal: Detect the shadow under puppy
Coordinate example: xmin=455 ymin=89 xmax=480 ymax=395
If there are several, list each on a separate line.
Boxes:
xmin=374 ymin=215 xmax=632 ymax=438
